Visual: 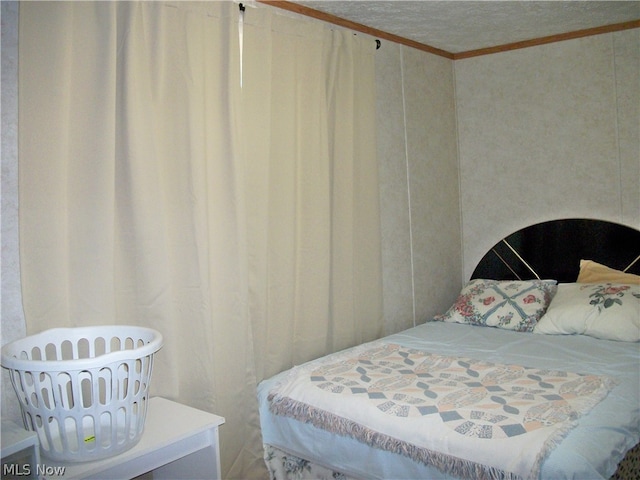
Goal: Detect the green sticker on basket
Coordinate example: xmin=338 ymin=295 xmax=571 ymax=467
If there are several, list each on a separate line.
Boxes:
xmin=84 ymin=436 xmax=95 ymax=443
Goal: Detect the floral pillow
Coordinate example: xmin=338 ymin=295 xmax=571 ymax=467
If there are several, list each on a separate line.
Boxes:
xmin=434 ymin=279 xmax=558 ymax=332
xmin=534 ymin=283 xmax=640 ymax=342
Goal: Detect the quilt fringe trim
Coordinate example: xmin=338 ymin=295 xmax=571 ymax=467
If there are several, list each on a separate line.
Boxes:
xmin=268 ymin=393 xmax=522 ymax=480
xmin=268 ymin=341 xmax=618 ymax=480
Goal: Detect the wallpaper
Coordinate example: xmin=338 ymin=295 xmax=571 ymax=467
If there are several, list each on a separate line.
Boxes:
xmin=375 ymin=41 xmax=461 ymax=334
xmin=455 ymin=29 xmax=640 ymax=280
xmin=1 ymin=1 xmax=25 ymax=422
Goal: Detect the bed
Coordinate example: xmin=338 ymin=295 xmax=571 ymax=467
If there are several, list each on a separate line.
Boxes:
xmin=257 ymin=219 xmax=640 ymax=480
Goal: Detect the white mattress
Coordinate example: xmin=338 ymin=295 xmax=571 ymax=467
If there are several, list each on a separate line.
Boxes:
xmin=257 ymin=321 xmax=640 ymax=479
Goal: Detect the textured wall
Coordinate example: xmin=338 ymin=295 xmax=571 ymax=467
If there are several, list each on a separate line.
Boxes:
xmin=455 ymin=30 xmax=640 ymax=280
xmin=1 ymin=1 xmax=26 ymax=422
xmin=376 ymin=42 xmax=415 ymax=334
xmin=402 ymin=46 xmax=462 ymax=325
xmin=615 ymin=29 xmax=640 ymax=227
xmin=376 ymin=42 xmax=462 ymax=333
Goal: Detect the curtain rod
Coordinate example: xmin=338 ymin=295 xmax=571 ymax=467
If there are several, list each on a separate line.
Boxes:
xmin=238 ymin=3 xmax=381 ymax=49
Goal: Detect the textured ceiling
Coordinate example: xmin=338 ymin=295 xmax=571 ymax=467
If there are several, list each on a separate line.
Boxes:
xmin=297 ymin=1 xmax=640 ymax=54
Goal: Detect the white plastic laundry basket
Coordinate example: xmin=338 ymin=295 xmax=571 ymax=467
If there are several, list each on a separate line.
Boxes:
xmin=1 ymin=326 xmax=163 ymax=463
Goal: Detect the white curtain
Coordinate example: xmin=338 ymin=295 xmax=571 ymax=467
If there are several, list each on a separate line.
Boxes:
xmin=242 ymin=7 xmax=383 ymax=381
xmin=18 ymin=1 xmax=381 ymax=478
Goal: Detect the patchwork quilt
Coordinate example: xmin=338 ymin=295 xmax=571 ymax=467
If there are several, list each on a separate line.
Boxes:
xmin=268 ymin=342 xmax=616 ymax=480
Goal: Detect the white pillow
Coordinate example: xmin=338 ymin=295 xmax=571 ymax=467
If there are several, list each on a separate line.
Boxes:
xmin=534 ymin=283 xmax=640 ymax=342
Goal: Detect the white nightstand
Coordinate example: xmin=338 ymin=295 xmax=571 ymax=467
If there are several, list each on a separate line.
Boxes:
xmin=2 ymin=419 xmax=41 ymax=479
xmin=48 ymin=397 xmax=225 ymax=480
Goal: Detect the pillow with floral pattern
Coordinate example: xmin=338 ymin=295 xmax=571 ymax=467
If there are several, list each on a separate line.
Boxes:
xmin=434 ymin=279 xmax=558 ymax=332
xmin=535 ymin=283 xmax=640 ymax=341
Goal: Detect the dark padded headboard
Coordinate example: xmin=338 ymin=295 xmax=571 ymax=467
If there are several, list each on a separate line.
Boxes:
xmin=471 ymin=219 xmax=640 ymax=283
